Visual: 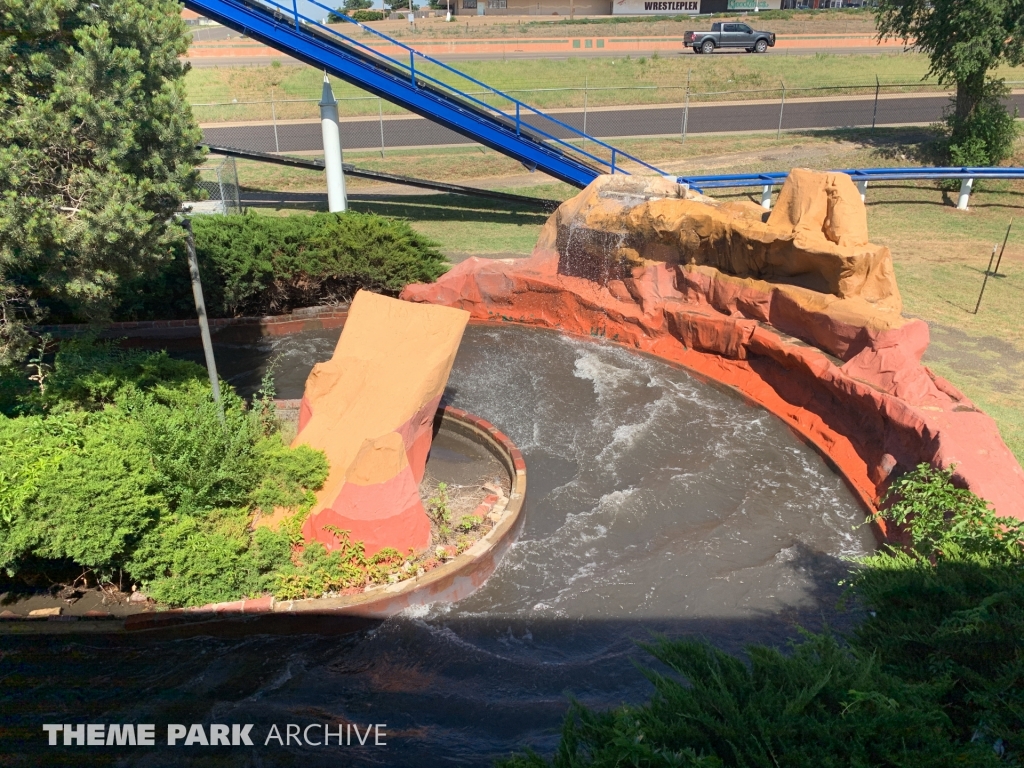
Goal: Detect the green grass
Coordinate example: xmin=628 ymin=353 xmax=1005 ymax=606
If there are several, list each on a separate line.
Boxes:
xmin=186 ymin=53 xmax=1024 ymax=122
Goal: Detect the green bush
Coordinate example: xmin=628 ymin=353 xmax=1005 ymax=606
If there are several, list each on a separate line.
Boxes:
xmin=502 ymin=465 xmax=1023 ymax=766
xmin=942 ymin=81 xmax=1021 ymax=168
xmin=871 ymin=463 xmax=1024 ymax=562
xmin=0 ymin=341 xmax=330 ymax=605
xmin=106 ymin=211 xmax=448 ymax=321
xmin=851 ymin=464 xmax=1024 ymax=753
xmin=502 ymin=633 xmax=993 ymax=768
xmin=350 ymin=10 xmax=385 ymax=21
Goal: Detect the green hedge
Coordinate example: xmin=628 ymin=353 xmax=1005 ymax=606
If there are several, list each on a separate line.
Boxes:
xmin=0 ymin=337 xmax=438 ymax=606
xmin=350 ymin=10 xmax=385 ymax=21
xmin=93 ymin=211 xmax=448 ymax=322
xmin=0 ymin=339 xmax=329 ymax=605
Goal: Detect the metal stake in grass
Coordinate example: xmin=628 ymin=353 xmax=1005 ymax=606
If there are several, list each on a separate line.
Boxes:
xmin=992 ymin=218 xmax=1013 ymax=276
xmin=974 ymin=244 xmax=999 ymax=315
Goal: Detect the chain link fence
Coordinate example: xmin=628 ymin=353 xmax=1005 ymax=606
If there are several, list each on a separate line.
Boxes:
xmin=193 ymin=81 xmax=1024 ymax=162
xmin=191 ymin=156 xmax=243 ymax=214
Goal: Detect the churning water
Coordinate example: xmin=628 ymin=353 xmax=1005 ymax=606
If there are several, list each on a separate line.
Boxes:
xmin=3 ymin=324 xmax=874 ymax=766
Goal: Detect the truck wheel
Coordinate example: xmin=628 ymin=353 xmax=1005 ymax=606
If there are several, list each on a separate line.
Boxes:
xmin=754 ymin=39 xmax=768 ymax=53
xmin=701 ymin=40 xmax=715 ymax=54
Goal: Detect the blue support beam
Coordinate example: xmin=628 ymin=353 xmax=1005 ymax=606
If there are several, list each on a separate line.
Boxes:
xmin=183 ymin=0 xmax=667 ymax=188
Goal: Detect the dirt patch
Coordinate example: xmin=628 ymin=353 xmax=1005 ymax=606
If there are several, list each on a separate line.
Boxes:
xmin=922 ymin=322 xmax=1024 ymax=397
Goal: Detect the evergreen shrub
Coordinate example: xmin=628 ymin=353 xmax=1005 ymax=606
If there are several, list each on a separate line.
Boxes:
xmin=0 ymin=339 xmax=333 ymax=606
xmin=108 ymin=211 xmax=448 ymax=321
xmin=500 ymin=465 xmax=1024 ymax=766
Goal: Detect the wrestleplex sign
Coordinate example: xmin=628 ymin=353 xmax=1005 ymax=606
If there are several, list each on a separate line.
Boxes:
xmin=612 ymin=0 xmax=700 ymax=14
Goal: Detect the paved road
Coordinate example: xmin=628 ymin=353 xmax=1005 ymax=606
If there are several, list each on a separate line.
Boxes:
xmin=202 ymin=92 xmax=1024 ymax=155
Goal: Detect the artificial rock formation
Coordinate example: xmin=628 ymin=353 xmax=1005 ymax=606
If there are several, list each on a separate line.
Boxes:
xmin=294 ymin=290 xmax=469 ymax=556
xmin=402 ymin=170 xmax=1024 ymax=520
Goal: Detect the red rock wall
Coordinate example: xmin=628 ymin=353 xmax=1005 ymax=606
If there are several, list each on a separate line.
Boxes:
xmin=401 ymin=250 xmax=1024 ymax=522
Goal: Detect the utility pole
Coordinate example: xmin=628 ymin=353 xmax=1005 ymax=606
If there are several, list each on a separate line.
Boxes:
xmin=319 ymin=74 xmax=348 ymax=212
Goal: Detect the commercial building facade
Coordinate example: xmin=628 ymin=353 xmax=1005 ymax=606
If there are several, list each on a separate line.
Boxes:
xmin=454 ymin=0 xmax=781 ymax=16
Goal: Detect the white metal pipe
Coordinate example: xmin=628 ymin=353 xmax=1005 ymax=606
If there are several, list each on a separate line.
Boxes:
xmin=319 ymin=74 xmax=347 ymax=213
xmin=957 ymin=178 xmax=973 ymax=211
xmin=856 ymin=179 xmax=867 ymax=202
xmin=761 ymin=184 xmax=773 ymax=210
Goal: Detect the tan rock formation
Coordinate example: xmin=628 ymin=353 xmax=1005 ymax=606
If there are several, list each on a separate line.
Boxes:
xmin=293 ymin=290 xmax=470 ymax=556
xmin=550 ymin=169 xmax=903 ymax=339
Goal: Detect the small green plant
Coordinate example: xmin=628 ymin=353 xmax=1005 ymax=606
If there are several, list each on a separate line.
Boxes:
xmin=457 ymin=515 xmax=480 ymax=533
xmin=428 ymin=482 xmax=454 ymax=542
xmin=251 ymin=367 xmax=278 ymax=437
xmin=25 ymin=334 xmax=52 ymax=395
xmin=873 ymin=463 xmax=1024 ymax=562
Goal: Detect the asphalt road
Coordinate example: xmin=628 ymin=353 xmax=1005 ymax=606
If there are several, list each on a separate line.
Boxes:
xmin=201 ymin=92 xmax=1024 ymax=154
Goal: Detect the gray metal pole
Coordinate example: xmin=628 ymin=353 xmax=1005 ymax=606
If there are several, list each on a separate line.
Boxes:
xmin=378 ymin=97 xmax=386 ymax=158
xmin=271 ymin=89 xmax=280 ymax=153
xmin=777 ymin=82 xmax=785 ymax=139
xmin=182 ymin=216 xmax=224 ymax=423
xmin=682 ymin=68 xmax=691 ymax=143
xmin=871 ymin=75 xmax=879 ymax=131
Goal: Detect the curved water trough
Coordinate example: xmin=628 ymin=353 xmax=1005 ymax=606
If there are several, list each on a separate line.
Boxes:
xmin=5 ymin=318 xmax=883 ymax=766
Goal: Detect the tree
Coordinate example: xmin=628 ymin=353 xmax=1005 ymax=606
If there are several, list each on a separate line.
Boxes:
xmin=0 ymin=0 xmax=204 ymax=362
xmin=874 ymin=0 xmax=1024 ymax=165
xmin=386 ymin=0 xmax=418 ymax=11
xmin=327 ymin=0 xmax=374 ymax=22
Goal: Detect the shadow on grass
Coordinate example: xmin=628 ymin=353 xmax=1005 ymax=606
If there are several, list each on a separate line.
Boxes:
xmin=241 ymin=190 xmax=553 ymax=227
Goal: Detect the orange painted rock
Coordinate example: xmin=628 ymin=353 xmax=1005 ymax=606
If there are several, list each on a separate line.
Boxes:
xmin=402 ymin=173 xmax=1024 ymax=520
xmin=294 ymin=290 xmax=470 ymax=556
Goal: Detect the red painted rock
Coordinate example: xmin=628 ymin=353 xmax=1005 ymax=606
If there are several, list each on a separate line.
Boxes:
xmin=402 ymin=173 xmax=1024 ymax=520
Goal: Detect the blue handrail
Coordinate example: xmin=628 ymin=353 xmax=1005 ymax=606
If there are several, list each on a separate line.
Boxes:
xmin=673 ymin=167 xmax=1024 ymax=191
xmin=246 ymin=0 xmax=667 ymax=178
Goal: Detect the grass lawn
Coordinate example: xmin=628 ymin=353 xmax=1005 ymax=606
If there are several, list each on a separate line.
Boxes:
xmin=186 ymin=53 xmax=1024 ymax=122
xmin=231 ymin=129 xmax=1024 ymax=468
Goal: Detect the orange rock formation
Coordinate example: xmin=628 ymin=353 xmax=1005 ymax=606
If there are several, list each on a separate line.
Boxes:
xmin=402 ymin=170 xmax=1024 ymax=520
xmin=293 ymin=290 xmax=470 ymax=556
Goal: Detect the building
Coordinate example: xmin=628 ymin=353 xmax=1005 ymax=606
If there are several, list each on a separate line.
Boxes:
xmin=452 ymin=0 xmax=781 ymax=16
